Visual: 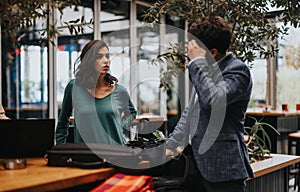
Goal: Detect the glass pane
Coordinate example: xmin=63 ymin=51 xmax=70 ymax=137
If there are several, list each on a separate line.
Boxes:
xmin=1 ymin=42 xmax=49 ymax=119
xmin=56 ymin=5 xmax=93 ymax=36
xmin=1 ymin=5 xmax=50 ymax=119
xmin=109 ymin=43 xmax=131 ymax=89
xmin=20 ymin=45 xmax=48 ymax=105
xmin=249 ymin=54 xmax=267 ymax=109
xmin=56 ymin=2 xmax=94 ymax=115
xmin=277 ymin=24 xmax=300 ymax=111
xmin=56 ymin=44 xmax=82 ymax=104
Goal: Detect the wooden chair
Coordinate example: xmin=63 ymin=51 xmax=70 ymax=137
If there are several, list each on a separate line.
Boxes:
xmin=288 ymin=131 xmax=300 ymax=191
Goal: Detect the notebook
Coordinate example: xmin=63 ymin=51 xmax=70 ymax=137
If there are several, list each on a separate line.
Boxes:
xmin=0 ymin=119 xmax=55 ymax=158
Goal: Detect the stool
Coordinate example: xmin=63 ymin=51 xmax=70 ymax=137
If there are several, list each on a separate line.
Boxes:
xmin=288 ymin=132 xmax=300 ymax=156
xmin=288 ymin=131 xmax=300 ymax=191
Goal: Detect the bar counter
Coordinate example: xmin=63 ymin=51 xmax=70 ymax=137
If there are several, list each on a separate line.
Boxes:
xmin=247 ymin=153 xmax=300 ymax=192
xmin=250 ymin=153 xmax=300 ymax=178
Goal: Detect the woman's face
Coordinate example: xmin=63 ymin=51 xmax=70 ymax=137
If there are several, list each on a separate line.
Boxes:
xmin=94 ymin=46 xmax=110 ymax=74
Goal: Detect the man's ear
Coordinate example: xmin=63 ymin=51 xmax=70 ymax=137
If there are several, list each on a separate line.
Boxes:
xmin=210 ymin=48 xmax=219 ymax=58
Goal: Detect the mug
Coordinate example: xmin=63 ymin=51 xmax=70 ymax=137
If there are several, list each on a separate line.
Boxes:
xmin=296 ymin=104 xmax=300 ymax=111
xmin=282 ymin=104 xmax=289 ymax=111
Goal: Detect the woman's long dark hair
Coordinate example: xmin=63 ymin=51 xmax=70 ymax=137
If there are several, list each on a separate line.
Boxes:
xmin=74 ymin=40 xmax=118 ymax=88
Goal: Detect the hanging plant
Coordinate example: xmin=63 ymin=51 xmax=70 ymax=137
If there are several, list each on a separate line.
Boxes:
xmin=0 ymin=0 xmax=91 ymax=44
xmin=150 ymin=42 xmax=190 ymax=90
xmin=143 ymin=0 xmax=300 ymax=90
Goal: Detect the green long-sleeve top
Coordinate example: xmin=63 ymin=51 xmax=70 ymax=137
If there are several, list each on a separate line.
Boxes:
xmin=56 ymin=79 xmax=137 ymax=145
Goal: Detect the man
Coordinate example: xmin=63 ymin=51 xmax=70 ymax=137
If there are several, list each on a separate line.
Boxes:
xmin=166 ymin=16 xmax=254 ymax=192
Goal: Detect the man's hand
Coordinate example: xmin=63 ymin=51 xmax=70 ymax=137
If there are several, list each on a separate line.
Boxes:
xmin=187 ymin=40 xmax=206 ymax=60
xmin=166 ymin=148 xmax=174 ymax=157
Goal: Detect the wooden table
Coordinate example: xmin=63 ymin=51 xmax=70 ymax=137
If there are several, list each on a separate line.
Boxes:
xmin=1 ymin=154 xmax=298 ymax=192
xmin=0 ymin=158 xmax=115 ymax=192
xmin=246 ymin=108 xmax=300 ymax=153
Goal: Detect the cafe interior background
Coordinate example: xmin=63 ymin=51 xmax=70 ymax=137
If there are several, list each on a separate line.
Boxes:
xmin=1 ymin=0 xmax=300 ymax=131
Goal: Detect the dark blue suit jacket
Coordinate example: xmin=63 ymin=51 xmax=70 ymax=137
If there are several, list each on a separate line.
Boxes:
xmin=167 ymin=53 xmax=254 ymax=182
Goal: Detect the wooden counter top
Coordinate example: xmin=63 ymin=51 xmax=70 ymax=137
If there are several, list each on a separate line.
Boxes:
xmin=1 ymin=154 xmax=299 ymax=191
xmin=246 ymin=108 xmax=300 ymax=117
xmin=250 ymin=153 xmax=300 ymax=178
xmin=0 ymin=158 xmax=115 ymax=192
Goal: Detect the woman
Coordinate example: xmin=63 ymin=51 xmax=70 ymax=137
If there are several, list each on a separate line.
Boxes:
xmin=56 ymin=40 xmax=137 ymax=145
xmin=0 ymin=103 xmax=10 ymax=119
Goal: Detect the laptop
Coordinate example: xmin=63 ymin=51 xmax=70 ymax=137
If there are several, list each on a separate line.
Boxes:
xmin=0 ymin=119 xmax=55 ymax=158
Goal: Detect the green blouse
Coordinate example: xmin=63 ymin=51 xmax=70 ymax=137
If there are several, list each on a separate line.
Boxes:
xmin=56 ymin=79 xmax=137 ymax=145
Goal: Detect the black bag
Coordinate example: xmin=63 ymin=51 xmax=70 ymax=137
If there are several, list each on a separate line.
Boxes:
xmin=46 ymin=143 xmax=143 ymax=169
xmin=151 ymin=154 xmax=190 ymax=192
xmin=152 ymin=145 xmax=200 ymax=192
xmin=125 ymin=117 xmax=167 ymax=167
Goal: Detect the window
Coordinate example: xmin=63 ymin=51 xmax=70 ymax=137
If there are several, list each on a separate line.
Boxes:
xmin=249 ymin=52 xmax=268 ymax=108
xmin=277 ymin=24 xmax=300 ymax=110
xmin=1 ymin=18 xmax=49 ymax=118
xmin=20 ymin=45 xmax=48 ymax=105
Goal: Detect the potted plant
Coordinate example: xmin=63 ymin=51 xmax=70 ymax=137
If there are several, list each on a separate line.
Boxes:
xmin=244 ymin=116 xmax=280 ymax=163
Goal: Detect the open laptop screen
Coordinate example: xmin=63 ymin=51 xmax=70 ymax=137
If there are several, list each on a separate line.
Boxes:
xmin=0 ymin=119 xmax=55 ymax=158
